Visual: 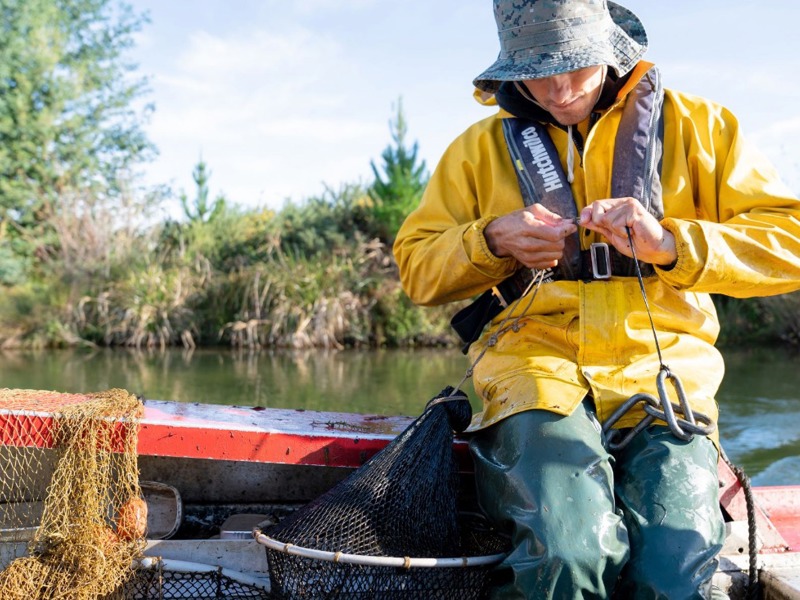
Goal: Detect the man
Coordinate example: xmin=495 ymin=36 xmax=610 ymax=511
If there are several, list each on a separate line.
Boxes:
xmin=393 ymin=1 xmax=800 ymax=598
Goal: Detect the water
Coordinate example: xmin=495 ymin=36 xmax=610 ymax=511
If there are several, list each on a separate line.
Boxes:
xmin=1 ymin=346 xmax=797 ymax=486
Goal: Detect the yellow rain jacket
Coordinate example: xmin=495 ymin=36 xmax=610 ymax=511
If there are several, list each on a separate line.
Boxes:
xmin=393 ymin=61 xmax=800 ymax=439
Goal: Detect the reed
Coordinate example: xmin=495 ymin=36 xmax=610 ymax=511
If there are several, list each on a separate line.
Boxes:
xmin=3 ymin=182 xmax=797 ymax=351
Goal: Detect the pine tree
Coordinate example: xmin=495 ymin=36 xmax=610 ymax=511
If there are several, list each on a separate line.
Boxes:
xmin=369 ymin=98 xmax=428 ymax=243
xmin=180 ymin=159 xmax=226 ymax=223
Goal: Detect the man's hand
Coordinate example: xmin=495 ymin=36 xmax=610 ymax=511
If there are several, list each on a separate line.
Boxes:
xmin=484 ymin=204 xmax=578 ymax=269
xmin=579 ymin=197 xmax=677 ymax=266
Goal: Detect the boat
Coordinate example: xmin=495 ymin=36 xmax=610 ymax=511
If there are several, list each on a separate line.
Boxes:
xmin=1 ymin=391 xmax=798 ymax=598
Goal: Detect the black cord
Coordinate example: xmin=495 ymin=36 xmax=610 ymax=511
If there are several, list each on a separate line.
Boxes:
xmin=721 ymin=449 xmax=760 ymax=599
xmin=626 ymin=226 xmax=759 ymax=597
xmin=625 ymin=226 xmax=665 ymax=366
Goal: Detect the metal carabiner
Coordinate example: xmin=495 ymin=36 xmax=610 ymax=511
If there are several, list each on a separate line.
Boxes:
xmin=649 ymin=367 xmax=716 ymax=440
xmin=654 ymin=367 xmax=695 ymax=441
xmin=601 ymin=367 xmax=716 ymax=451
xmin=601 ymin=392 xmax=658 ymax=451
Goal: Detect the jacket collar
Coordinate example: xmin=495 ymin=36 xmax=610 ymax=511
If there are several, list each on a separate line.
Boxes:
xmin=493 ymin=62 xmax=646 ymax=125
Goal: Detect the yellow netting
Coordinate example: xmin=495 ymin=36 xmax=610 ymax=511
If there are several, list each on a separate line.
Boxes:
xmin=0 ymin=388 xmax=145 ymax=599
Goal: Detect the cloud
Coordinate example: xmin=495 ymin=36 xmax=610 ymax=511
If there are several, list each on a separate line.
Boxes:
xmin=289 ymin=0 xmax=379 ymax=15
xmin=163 ymin=26 xmax=353 ymax=100
xmin=178 ymin=28 xmax=335 ymax=77
xmin=141 ymin=23 xmax=377 ymax=208
xmin=256 ymin=116 xmax=381 ymax=142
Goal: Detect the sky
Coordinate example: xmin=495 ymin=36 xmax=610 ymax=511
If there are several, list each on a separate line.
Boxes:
xmin=126 ymin=0 xmax=800 ymax=219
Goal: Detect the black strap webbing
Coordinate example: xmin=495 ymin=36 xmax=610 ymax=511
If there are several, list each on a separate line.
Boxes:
xmin=502 ymin=118 xmax=582 ymax=280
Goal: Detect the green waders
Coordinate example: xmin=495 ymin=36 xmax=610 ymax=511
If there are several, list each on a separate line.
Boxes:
xmin=469 ymin=400 xmax=726 ymax=599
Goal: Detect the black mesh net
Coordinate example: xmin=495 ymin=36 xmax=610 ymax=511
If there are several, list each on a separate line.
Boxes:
xmin=263 ymin=556 xmax=494 ymax=599
xmin=256 ymin=387 xmax=509 ymax=599
xmin=110 ymin=561 xmax=271 ymax=599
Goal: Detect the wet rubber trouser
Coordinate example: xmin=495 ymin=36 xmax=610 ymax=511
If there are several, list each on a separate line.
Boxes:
xmin=469 ymin=399 xmax=726 ymax=599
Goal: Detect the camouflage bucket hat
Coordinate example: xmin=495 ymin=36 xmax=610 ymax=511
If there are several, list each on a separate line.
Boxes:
xmin=473 ymin=0 xmax=648 ymax=93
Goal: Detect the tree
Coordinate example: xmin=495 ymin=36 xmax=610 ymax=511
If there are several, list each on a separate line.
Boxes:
xmin=180 ymin=158 xmax=227 ymax=224
xmin=369 ymin=98 xmax=428 ymax=243
xmin=0 ymin=0 xmax=154 ymax=278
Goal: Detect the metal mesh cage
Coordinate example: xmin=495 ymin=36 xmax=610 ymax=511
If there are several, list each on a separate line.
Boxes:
xmin=262 ymin=554 xmax=495 ymax=599
xmin=112 ymin=558 xmax=272 ymax=600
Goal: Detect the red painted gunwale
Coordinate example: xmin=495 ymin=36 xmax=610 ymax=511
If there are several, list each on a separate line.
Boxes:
xmin=137 ymin=399 xmax=427 ymax=467
xmin=0 ymin=396 xmax=441 ymax=468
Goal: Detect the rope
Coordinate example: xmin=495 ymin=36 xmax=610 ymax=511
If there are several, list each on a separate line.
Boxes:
xmin=627 ymin=227 xmax=761 ymax=596
xmin=449 ymin=268 xmax=547 ymax=396
xmin=454 ymin=226 xmax=649 ymax=395
xmin=721 ymin=449 xmax=760 ymax=600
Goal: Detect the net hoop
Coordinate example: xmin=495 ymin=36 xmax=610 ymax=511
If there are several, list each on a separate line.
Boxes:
xmin=254 ymin=533 xmax=506 ymax=569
